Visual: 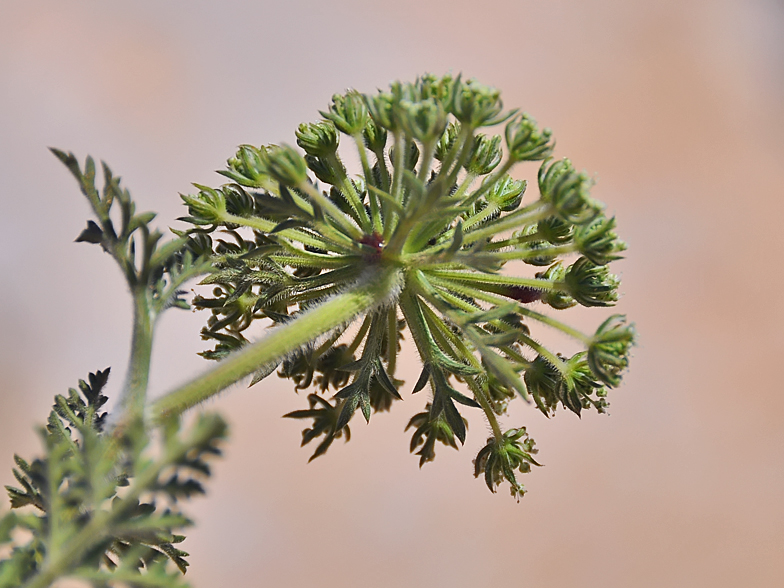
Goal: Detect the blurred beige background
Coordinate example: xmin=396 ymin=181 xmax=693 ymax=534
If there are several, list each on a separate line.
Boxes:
xmin=1 ymin=0 xmax=782 ymax=586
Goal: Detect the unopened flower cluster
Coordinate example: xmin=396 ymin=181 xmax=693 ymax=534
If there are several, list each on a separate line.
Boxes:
xmin=180 ymin=74 xmax=635 ymax=499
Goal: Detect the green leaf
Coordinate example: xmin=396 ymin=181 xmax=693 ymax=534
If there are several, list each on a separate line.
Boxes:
xmin=75 ymin=220 xmax=104 ymax=244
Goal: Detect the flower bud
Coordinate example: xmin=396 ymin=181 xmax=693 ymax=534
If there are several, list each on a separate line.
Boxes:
xmin=180 ymin=185 xmax=227 ymax=225
xmin=451 ymin=78 xmax=510 ymax=128
xmin=523 ymin=355 xmax=561 ymax=415
xmin=474 ymin=427 xmax=539 ymax=499
xmin=522 ymin=240 xmax=558 ymax=267
xmin=538 ymin=159 xmax=603 ymax=225
xmin=320 ymin=91 xmax=369 ymax=136
xmin=295 ymin=121 xmax=339 ymax=157
xmin=536 ymin=263 xmax=577 ymax=309
xmin=366 ymin=91 xmax=398 ymax=131
xmin=258 ymin=144 xmax=309 ymax=187
xmin=398 ymin=98 xmax=448 ymax=144
xmin=464 ymin=134 xmax=502 ymax=176
xmin=515 ymin=226 xmax=557 ymax=266
xmin=435 ymin=122 xmax=461 ymax=161
xmin=537 ymin=216 xmax=574 ymax=244
xmin=563 ymin=257 xmax=619 ymax=307
xmin=587 ymin=315 xmax=635 ymax=387
xmin=388 ymin=141 xmax=420 ymax=171
xmin=574 ymin=215 xmax=627 ymax=265
xmin=363 ymin=119 xmax=388 ymax=153
xmin=222 ymin=144 xmax=269 ymax=187
xmin=486 ymin=174 xmax=526 ymax=212
xmin=505 ymin=113 xmax=554 ymax=162
xmin=416 ymin=73 xmax=455 ymax=107
xmin=561 ymin=352 xmax=607 ymax=415
xmin=305 ymin=155 xmax=341 ymax=185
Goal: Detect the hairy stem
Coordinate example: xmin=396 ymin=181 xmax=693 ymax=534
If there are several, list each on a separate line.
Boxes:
xmin=148 ymin=267 xmax=402 ymax=422
xmin=118 ymin=292 xmax=154 ymax=419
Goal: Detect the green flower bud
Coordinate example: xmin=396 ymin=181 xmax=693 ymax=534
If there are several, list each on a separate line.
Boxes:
xmin=180 ymin=185 xmax=227 ymax=225
xmin=258 ymin=144 xmax=309 ymax=187
xmin=435 ymin=122 xmax=461 ymax=161
xmin=295 ymin=120 xmax=339 ymax=157
xmin=515 ymin=225 xmax=556 ymax=266
xmin=537 ymin=216 xmax=574 ymax=244
xmin=388 ymin=141 xmax=420 ymax=171
xmin=474 ymin=427 xmax=540 ymax=499
xmin=574 ymin=215 xmax=627 ymax=265
xmin=179 ymin=75 xmax=636 ymax=495
xmin=305 ymin=155 xmax=341 ymax=185
xmin=416 ymin=73 xmax=455 ymax=108
xmin=464 ymin=134 xmax=503 ymax=176
xmin=523 ymin=355 xmax=561 ymax=415
xmin=451 ymin=78 xmax=510 ymax=128
xmin=486 ymin=174 xmax=526 ymax=211
xmin=320 ymin=91 xmax=369 ymax=135
xmin=524 ymin=353 xmax=608 ymax=416
xmin=587 ymin=315 xmax=635 ymax=387
xmin=522 ymin=240 xmax=557 ymax=266
xmin=327 ymin=185 xmax=356 ymax=217
xmin=536 ymin=262 xmax=577 ymax=309
xmin=563 ymin=256 xmax=619 ymax=307
xmin=365 ymin=90 xmax=398 ymax=131
xmin=505 ymin=113 xmax=554 ymax=161
xmin=561 ymin=352 xmax=608 ymax=415
xmin=363 ymin=118 xmax=388 ymax=153
xmin=398 ymin=98 xmax=448 ymax=144
xmin=538 ymin=158 xmax=603 ymax=225
xmin=222 ymin=144 xmax=270 ymax=187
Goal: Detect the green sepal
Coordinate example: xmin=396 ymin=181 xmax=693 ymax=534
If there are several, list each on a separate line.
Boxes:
xmin=412 ymin=364 xmax=431 ymax=393
xmin=271 ymin=219 xmax=311 ymax=234
xmin=373 ymin=359 xmax=403 ymax=400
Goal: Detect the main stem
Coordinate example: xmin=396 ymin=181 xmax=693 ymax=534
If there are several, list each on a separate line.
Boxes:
xmin=148 ymin=267 xmax=402 ymax=423
xmin=119 ymin=292 xmax=154 ymax=419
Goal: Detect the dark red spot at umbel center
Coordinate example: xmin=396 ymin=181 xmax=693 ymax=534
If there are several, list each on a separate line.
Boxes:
xmin=359 ymin=232 xmax=384 ymax=260
xmin=505 ymin=285 xmax=543 ymax=303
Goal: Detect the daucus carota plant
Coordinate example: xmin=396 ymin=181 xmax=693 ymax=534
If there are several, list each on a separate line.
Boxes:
xmin=0 ymin=74 xmax=635 ymax=587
